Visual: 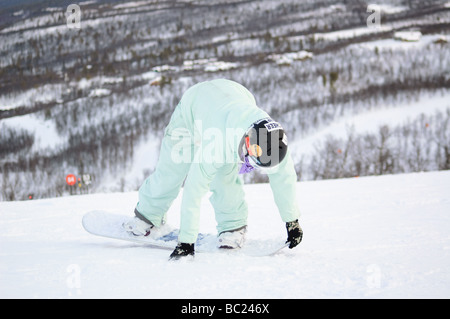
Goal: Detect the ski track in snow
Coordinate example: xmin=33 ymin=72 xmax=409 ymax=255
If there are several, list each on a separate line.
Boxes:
xmin=1 ymin=170 xmax=450 ymax=298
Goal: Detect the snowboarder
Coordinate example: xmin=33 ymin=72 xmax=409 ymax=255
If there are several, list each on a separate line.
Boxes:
xmin=123 ymin=79 xmax=303 ymax=259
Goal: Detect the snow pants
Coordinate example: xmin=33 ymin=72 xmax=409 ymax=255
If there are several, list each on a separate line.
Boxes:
xmin=136 ymin=103 xmax=248 ymax=236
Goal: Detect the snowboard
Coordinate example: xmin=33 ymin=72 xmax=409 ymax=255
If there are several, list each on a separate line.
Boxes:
xmin=82 ymin=210 xmax=289 ymax=257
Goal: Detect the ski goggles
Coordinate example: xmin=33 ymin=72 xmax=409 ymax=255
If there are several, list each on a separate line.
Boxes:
xmin=238 ymin=132 xmax=267 ymax=174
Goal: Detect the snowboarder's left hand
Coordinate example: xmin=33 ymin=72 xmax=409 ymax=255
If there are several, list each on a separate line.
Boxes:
xmin=286 ymin=220 xmax=303 ymax=249
xmin=169 ymin=242 xmax=195 ymax=260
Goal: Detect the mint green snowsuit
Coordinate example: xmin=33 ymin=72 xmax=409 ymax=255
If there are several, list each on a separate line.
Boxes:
xmin=136 ymin=79 xmax=300 ymax=244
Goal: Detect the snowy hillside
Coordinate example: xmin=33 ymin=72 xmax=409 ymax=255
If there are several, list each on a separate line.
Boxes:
xmin=1 ymin=170 xmax=449 ymax=299
xmin=2 ymin=0 xmax=450 ymax=200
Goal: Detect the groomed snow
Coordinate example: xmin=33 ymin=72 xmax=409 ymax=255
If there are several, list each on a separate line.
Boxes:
xmin=1 ymin=170 xmax=449 ymax=299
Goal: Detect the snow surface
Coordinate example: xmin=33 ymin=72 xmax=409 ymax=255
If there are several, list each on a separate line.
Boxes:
xmin=268 ymin=51 xmax=313 ymax=65
xmin=355 ymin=34 xmax=449 ymax=51
xmin=394 ymin=31 xmax=422 ymax=42
xmin=313 ymin=26 xmax=393 ymax=42
xmin=1 ymin=113 xmax=65 ymax=151
xmin=1 ymin=170 xmax=449 ymax=299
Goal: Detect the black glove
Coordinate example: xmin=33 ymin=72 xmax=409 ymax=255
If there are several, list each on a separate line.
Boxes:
xmin=169 ymin=243 xmax=195 ymax=260
xmin=286 ymin=220 xmax=303 ymax=249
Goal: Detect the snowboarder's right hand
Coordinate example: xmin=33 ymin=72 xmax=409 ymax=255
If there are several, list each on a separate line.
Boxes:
xmin=286 ymin=220 xmax=303 ymax=249
xmin=169 ymin=242 xmax=195 ymax=260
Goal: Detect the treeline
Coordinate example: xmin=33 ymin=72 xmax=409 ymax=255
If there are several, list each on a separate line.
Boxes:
xmin=0 ymin=124 xmax=35 ymax=158
xmin=3 ymin=0 xmax=447 ymax=97
xmin=304 ymin=109 xmax=450 ymax=181
xmin=0 ymin=80 xmax=185 ymax=201
xmin=236 ymin=37 xmax=450 ymax=139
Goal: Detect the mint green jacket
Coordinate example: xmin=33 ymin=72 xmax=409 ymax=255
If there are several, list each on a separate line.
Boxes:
xmin=136 ymin=79 xmax=300 ymax=243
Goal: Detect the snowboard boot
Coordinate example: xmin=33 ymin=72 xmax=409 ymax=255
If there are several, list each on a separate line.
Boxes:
xmin=217 ymin=226 xmax=247 ymax=249
xmin=122 ymin=216 xmax=153 ymax=236
xmin=122 ymin=210 xmax=154 ymax=237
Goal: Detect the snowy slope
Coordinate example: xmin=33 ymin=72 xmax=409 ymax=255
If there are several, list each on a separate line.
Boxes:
xmin=1 ymin=170 xmax=449 ymax=299
xmin=290 ymin=91 xmax=450 ymax=163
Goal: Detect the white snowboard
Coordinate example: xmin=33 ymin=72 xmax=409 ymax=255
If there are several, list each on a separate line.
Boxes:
xmin=82 ymin=210 xmax=289 ymax=257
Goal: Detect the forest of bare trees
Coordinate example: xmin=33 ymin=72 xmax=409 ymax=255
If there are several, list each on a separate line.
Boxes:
xmin=306 ymin=109 xmax=450 ymax=180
